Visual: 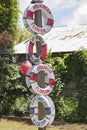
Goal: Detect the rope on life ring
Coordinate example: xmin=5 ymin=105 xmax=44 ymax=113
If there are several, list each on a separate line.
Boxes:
xmin=29 ymin=64 xmax=55 ymax=95
xmin=23 ymin=3 xmax=54 ymax=34
xmin=29 ymin=95 xmax=55 ymax=128
xmin=28 ymin=34 xmax=47 ymax=65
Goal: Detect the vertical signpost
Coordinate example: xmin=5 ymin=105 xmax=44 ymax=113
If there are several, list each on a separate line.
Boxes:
xmin=31 ymin=0 xmax=46 ymax=130
xmin=22 ymin=0 xmax=55 ymax=130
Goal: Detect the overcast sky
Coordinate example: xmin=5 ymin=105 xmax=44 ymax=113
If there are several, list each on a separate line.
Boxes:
xmin=18 ymin=0 xmax=87 ymax=28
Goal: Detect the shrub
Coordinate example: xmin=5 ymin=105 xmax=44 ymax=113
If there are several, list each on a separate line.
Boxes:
xmin=56 ymin=95 xmax=78 ymax=122
xmin=0 ymin=55 xmax=28 ymax=115
xmin=12 ymin=95 xmax=31 ymax=116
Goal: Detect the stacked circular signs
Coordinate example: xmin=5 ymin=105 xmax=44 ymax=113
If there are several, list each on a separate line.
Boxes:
xmin=23 ymin=2 xmax=55 ymax=128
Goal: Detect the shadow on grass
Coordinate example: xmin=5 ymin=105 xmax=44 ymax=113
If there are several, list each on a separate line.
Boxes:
xmin=0 ymin=116 xmax=33 ymax=125
xmin=0 ymin=115 xmax=65 ymax=126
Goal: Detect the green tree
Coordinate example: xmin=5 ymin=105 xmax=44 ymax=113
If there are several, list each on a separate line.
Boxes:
xmin=0 ymin=30 xmax=13 ymax=50
xmin=15 ymin=29 xmax=33 ymax=44
xmin=0 ymin=0 xmax=29 ymax=115
xmin=0 ymin=0 xmax=19 ymax=36
xmin=0 ymin=0 xmax=19 ymax=50
xmin=56 ymin=50 xmax=87 ymax=123
xmin=64 ymin=50 xmax=87 ymax=85
xmin=0 ymin=55 xmax=28 ymax=115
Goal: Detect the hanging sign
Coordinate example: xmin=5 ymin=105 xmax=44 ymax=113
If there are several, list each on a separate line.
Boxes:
xmin=28 ymin=34 xmax=47 ymax=64
xmin=23 ymin=3 xmax=54 ymax=34
xmin=29 ymin=64 xmax=55 ymax=95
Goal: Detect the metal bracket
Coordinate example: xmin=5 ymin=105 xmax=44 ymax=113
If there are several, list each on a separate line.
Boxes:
xmin=31 ymin=0 xmax=43 ymax=3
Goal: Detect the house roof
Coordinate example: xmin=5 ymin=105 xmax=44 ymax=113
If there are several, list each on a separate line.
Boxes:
xmin=14 ymin=25 xmax=87 ymax=54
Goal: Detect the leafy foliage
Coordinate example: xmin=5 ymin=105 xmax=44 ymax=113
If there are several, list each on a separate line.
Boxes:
xmin=0 ymin=55 xmax=28 ymax=115
xmin=44 ymin=52 xmax=66 ymax=119
xmin=0 ymin=30 xmax=13 ymax=50
xmin=15 ymin=29 xmax=33 ymax=44
xmin=0 ymin=0 xmax=31 ymax=116
xmin=12 ymin=95 xmax=31 ymax=116
xmin=64 ymin=50 xmax=87 ymax=83
xmin=55 ymin=50 xmax=87 ymax=123
xmin=0 ymin=0 xmax=19 ymax=51
xmin=0 ymin=0 xmax=19 ymax=37
xmin=57 ymin=95 xmax=78 ymax=122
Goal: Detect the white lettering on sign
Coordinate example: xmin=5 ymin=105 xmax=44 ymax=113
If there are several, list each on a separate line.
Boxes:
xmin=31 ymin=23 xmax=46 ymax=34
xmin=37 ymin=65 xmax=52 ymax=73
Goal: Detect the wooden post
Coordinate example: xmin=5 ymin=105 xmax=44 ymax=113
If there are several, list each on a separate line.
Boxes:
xmin=31 ymin=0 xmax=46 ymax=130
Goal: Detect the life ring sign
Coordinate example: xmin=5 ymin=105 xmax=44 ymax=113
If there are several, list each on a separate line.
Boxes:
xmin=23 ymin=3 xmax=54 ymax=34
xmin=25 ymin=64 xmax=55 ymax=95
xmin=29 ymin=95 xmax=55 ymax=128
xmin=23 ymin=2 xmax=55 ymax=128
xmin=28 ymin=34 xmax=47 ymax=65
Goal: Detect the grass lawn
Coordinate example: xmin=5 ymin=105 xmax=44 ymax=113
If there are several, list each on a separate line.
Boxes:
xmin=0 ymin=118 xmax=87 ymax=130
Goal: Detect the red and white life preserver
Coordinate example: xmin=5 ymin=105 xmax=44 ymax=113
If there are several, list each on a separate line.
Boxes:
xmin=29 ymin=64 xmax=55 ymax=95
xmin=28 ymin=34 xmax=47 ymax=65
xmin=29 ymin=95 xmax=55 ymax=128
xmin=23 ymin=6 xmax=35 ymax=34
xmin=23 ymin=3 xmax=54 ymax=34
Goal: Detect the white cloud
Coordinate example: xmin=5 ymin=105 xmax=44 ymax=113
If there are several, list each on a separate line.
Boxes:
xmin=39 ymin=0 xmax=77 ymax=10
xmin=64 ymin=3 xmax=87 ymax=27
xmin=57 ymin=0 xmax=78 ymax=10
xmin=74 ymin=4 xmax=87 ymax=24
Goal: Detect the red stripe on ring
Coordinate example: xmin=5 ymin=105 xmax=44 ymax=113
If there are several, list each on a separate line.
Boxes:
xmin=40 ymin=45 xmax=47 ymax=60
xmin=27 ymin=10 xmax=34 ymax=19
xmin=30 ymin=73 xmax=37 ymax=80
xmin=47 ymin=18 xmax=54 ymax=26
xmin=28 ymin=41 xmax=34 ymax=56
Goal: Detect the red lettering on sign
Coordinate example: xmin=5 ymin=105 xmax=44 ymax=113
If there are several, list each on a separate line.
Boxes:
xmin=35 ymin=87 xmax=50 ymax=95
xmin=33 ymin=4 xmax=51 ymax=14
xmin=31 ymin=23 xmax=46 ymax=34
xmin=37 ymin=65 xmax=52 ymax=73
